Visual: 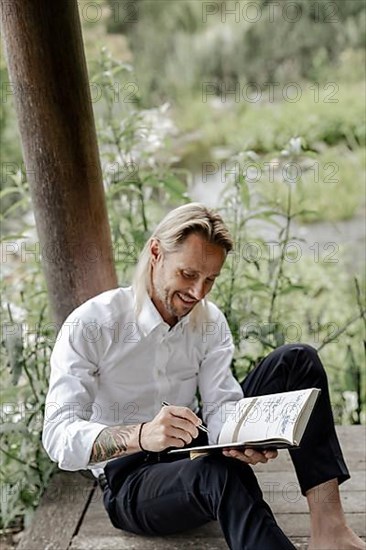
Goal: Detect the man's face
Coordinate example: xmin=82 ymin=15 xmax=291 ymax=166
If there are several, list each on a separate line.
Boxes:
xmin=150 ymin=233 xmax=226 ymax=325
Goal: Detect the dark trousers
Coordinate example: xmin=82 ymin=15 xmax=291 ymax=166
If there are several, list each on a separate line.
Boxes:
xmin=102 ymin=344 xmax=350 ymax=550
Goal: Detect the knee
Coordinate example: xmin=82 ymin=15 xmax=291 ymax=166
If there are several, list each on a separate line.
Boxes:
xmin=281 ymin=342 xmax=318 ymax=359
xmin=278 ymin=343 xmax=326 ymax=380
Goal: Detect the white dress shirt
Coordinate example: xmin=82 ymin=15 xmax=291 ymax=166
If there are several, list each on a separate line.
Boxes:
xmin=42 ymin=287 xmax=243 ymax=472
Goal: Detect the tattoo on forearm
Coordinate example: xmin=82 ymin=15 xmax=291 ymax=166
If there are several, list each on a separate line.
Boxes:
xmin=90 ymin=425 xmax=137 ymax=463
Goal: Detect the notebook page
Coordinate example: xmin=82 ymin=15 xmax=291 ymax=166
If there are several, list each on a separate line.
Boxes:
xmin=219 ymin=388 xmax=314 ymax=445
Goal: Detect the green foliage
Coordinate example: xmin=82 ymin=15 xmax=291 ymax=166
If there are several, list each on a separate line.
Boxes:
xmin=89 ymin=49 xmax=190 ymax=282
xmin=0 ymin=58 xmax=22 ymax=167
xmin=1 ymin=293 xmax=56 ymax=531
xmin=245 ymin=145 xmax=365 ymax=223
xmin=177 ymin=76 xmax=365 ymax=153
xmin=0 ymin=54 xmax=24 ymax=216
xmin=174 ymin=75 xmax=365 ymax=223
xmin=106 ymin=0 xmax=366 ymax=104
xmin=243 ymin=0 xmax=365 ymax=83
xmin=106 ymin=0 xmax=203 ymax=35
xmin=209 ymin=151 xmax=365 ymax=413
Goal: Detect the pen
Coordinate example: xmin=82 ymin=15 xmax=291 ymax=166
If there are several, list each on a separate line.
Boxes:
xmin=161 ymin=401 xmax=209 ymax=433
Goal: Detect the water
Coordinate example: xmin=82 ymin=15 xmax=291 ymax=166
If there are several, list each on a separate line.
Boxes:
xmin=189 ymin=170 xmax=366 ymax=275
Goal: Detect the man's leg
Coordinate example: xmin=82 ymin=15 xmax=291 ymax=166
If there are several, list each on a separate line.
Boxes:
xmin=103 ymin=453 xmax=296 ymax=550
xmin=306 ymin=478 xmax=365 ymax=550
xmin=241 ymin=343 xmax=365 ymax=549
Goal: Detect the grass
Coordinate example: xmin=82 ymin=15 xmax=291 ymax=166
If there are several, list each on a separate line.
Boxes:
xmin=175 ymin=80 xmax=365 ymax=151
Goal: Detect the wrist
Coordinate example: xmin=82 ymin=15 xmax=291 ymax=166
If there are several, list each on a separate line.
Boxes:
xmin=138 ymin=422 xmax=149 ymax=453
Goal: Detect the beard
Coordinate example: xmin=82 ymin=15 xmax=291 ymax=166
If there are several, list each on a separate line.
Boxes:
xmin=154 ymin=284 xmax=181 ymax=321
xmin=153 ymin=282 xmax=197 ymax=322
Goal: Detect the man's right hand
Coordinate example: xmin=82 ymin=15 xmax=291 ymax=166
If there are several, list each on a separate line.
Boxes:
xmin=139 ymin=405 xmax=202 ymax=452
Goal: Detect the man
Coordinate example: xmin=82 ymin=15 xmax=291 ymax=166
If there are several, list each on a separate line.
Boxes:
xmin=43 ymin=203 xmax=364 ymax=550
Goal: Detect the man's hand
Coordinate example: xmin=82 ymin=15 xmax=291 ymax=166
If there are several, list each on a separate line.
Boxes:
xmin=222 ymin=447 xmax=278 ymax=465
xmin=140 ymin=405 xmax=201 ymax=452
xmin=89 ymin=405 xmax=201 ymax=463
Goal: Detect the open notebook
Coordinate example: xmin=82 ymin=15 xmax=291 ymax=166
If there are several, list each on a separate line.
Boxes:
xmin=169 ymin=388 xmax=321 ymax=456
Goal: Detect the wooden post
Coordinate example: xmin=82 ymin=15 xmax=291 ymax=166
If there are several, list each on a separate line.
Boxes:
xmin=0 ymin=0 xmax=118 ymax=326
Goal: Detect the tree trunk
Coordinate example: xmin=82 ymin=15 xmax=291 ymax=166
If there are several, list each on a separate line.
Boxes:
xmin=0 ymin=0 xmax=118 ymax=326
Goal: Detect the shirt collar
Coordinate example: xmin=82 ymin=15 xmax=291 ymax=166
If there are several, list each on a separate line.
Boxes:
xmin=137 ymin=292 xmax=191 ymax=337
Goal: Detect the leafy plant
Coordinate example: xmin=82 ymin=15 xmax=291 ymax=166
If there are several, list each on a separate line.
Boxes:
xmin=210 ymin=142 xmax=365 ymax=420
xmin=1 ymin=296 xmax=56 ymax=531
xmin=90 ymin=49 xmax=190 ymax=282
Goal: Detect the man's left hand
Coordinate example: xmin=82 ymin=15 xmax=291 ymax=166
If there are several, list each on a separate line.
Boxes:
xmin=222 ymin=448 xmax=278 ymax=465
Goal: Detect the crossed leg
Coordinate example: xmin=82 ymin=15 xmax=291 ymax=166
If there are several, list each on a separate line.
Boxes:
xmin=241 ymin=343 xmax=365 ymax=550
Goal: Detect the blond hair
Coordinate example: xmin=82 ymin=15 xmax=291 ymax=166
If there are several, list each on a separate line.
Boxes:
xmin=133 ymin=203 xmax=233 ymax=321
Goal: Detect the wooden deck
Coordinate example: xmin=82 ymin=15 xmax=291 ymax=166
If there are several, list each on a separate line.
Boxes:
xmin=18 ymin=426 xmax=365 ymax=550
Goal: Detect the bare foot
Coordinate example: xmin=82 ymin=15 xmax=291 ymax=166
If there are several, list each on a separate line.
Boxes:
xmin=309 ymin=525 xmax=366 ymax=549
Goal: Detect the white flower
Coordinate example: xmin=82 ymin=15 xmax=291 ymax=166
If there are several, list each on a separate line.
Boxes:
xmin=342 ymin=391 xmax=358 ymax=415
xmin=288 ymin=137 xmax=302 ymax=155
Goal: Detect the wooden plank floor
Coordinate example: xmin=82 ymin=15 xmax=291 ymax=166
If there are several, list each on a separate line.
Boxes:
xmin=18 ymin=426 xmax=366 ymax=550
